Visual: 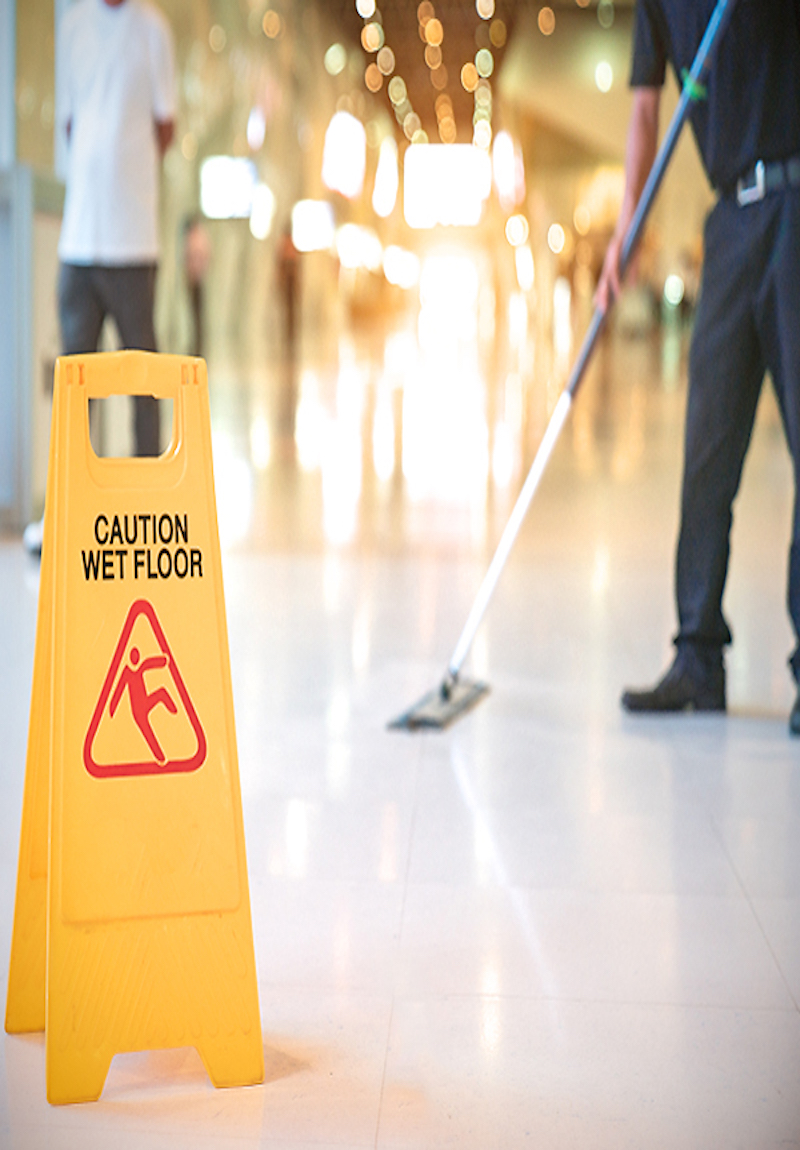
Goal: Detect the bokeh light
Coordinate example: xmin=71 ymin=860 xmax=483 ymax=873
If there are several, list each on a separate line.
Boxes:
xmin=595 ymin=60 xmax=613 ymax=92
xmin=490 ymin=19 xmax=507 ymax=47
xmin=475 ymin=48 xmax=494 ymax=77
xmin=324 ymin=43 xmax=347 ymax=76
xmin=365 ymin=63 xmax=383 ymax=92
xmin=361 ymin=22 xmax=384 ymax=52
xmin=538 ymin=7 xmax=556 ymax=35
xmin=461 ymin=62 xmax=479 ymax=91
xmin=262 ymin=10 xmax=282 ymax=38
xmin=505 ymin=214 xmax=529 ymax=247
xmin=547 ymin=223 xmax=566 ymax=254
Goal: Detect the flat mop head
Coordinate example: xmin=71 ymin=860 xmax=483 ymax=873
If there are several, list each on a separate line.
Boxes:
xmin=389 ymin=676 xmax=490 ymax=731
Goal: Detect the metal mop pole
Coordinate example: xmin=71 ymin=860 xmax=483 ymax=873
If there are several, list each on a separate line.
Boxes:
xmin=445 ymin=0 xmax=739 ymax=688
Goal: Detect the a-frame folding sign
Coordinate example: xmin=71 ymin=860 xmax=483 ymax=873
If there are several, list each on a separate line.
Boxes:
xmin=6 ymin=352 xmax=264 ymax=1104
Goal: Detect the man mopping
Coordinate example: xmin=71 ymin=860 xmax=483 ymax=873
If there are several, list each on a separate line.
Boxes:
xmin=597 ymin=0 xmax=800 ymax=733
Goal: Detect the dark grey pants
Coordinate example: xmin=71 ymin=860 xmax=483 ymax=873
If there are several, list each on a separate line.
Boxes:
xmin=58 ymin=262 xmax=160 ymax=456
xmin=677 ymin=187 xmax=800 ymax=679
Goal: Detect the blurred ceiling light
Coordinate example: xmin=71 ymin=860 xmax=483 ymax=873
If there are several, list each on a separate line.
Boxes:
xmin=490 ymin=19 xmax=507 ymax=47
xmin=439 ymin=117 xmax=457 ymax=143
xmin=200 ymin=156 xmax=257 ymax=218
xmin=383 ymin=245 xmax=420 ymax=289
xmin=404 ymin=143 xmax=491 ymax=228
xmin=425 ymin=17 xmax=444 ymax=45
xmin=515 ymin=244 xmax=535 ymax=292
xmin=356 ymin=0 xmax=376 ymax=16
xmin=388 ymin=75 xmax=407 ymax=104
xmin=573 ymin=204 xmax=591 ymax=234
xmin=322 ymin=111 xmax=367 ymax=198
xmin=476 ymin=0 xmax=495 ymax=18
xmin=475 ymin=79 xmax=492 ymax=105
xmin=576 ymin=0 xmax=590 ymax=6
xmin=431 ymin=65 xmax=449 ymax=91
xmin=595 ymin=60 xmax=613 ymax=92
xmin=473 ymin=119 xmax=492 ymax=150
xmin=262 ymin=10 xmax=282 ymax=38
xmin=373 ymin=136 xmax=399 ymax=217
xmin=246 ymin=106 xmax=266 ymax=150
xmin=377 ymin=46 xmax=395 ymax=74
xmin=336 ymin=223 xmax=383 ymax=271
xmin=598 ymin=0 xmax=615 ymax=28
xmin=504 ymin=213 xmax=529 ymax=247
xmin=403 ymin=111 xmax=422 ymax=140
xmin=547 ymin=223 xmax=566 ymax=254
xmin=461 ymin=62 xmax=479 ymax=91
xmin=362 ymin=22 xmax=384 ymax=52
xmin=291 ymin=199 xmax=335 ymax=252
xmin=664 ymin=273 xmax=685 ymax=306
xmin=475 ymin=48 xmax=494 ymax=77
xmin=412 ymin=129 xmax=429 ymax=144
xmin=324 ymin=43 xmax=347 ymax=75
xmin=492 ymin=130 xmax=516 ymax=207
xmin=538 ymin=7 xmax=556 ymax=35
xmin=420 ymin=253 xmax=480 ymax=311
xmin=249 ymin=182 xmax=276 ymax=239
xmin=365 ymin=63 xmax=383 ymax=91
xmin=425 ymin=43 xmax=442 ymax=69
xmin=418 ymin=1 xmax=435 ymax=25
xmin=209 ymin=24 xmax=226 ymax=52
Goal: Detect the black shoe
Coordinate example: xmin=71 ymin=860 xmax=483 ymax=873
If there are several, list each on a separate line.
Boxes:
xmin=790 ymin=690 xmax=800 ymax=736
xmin=621 ymin=650 xmax=726 ymax=714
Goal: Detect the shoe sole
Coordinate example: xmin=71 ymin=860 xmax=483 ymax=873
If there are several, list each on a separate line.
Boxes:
xmin=621 ymin=696 xmax=726 ymax=714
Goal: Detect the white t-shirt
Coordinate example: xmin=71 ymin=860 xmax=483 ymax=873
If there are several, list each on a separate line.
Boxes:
xmin=57 ymin=0 xmax=176 ymax=264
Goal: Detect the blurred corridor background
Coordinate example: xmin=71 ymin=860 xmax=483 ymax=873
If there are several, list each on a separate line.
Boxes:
xmin=4 ymin=0 xmax=715 ymax=549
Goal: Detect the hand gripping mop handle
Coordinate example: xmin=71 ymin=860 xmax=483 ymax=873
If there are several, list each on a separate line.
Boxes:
xmin=446 ymin=0 xmax=739 ymax=684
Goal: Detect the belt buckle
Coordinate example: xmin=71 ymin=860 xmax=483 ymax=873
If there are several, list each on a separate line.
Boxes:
xmin=736 ymin=159 xmax=766 ymax=206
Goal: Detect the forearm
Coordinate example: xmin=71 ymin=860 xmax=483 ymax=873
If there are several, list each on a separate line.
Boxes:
xmin=595 ymin=87 xmax=661 ymax=310
xmin=616 ymin=87 xmax=660 ymax=235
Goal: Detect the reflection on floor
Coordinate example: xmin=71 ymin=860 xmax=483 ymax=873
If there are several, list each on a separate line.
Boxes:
xmin=1 ymin=312 xmax=799 ymax=1148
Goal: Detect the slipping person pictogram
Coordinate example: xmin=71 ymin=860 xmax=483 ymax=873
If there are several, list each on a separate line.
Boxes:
xmin=84 ymin=598 xmax=206 ymax=778
xmin=110 ymin=646 xmax=177 ymax=764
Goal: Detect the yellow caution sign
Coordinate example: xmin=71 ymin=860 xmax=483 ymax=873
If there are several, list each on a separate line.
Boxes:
xmin=6 ymin=352 xmax=264 ymax=1104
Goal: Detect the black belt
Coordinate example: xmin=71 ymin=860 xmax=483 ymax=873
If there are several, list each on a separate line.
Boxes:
xmin=733 ymin=155 xmax=800 ymax=206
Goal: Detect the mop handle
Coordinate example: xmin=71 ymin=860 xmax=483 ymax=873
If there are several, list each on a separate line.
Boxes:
xmin=447 ymin=0 xmax=738 ymax=682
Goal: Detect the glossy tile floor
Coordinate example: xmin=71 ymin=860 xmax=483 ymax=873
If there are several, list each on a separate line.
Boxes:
xmin=2 ymin=312 xmax=800 ymax=1147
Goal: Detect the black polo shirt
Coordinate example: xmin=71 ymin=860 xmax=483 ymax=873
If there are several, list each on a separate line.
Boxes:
xmin=630 ymin=0 xmax=800 ymax=191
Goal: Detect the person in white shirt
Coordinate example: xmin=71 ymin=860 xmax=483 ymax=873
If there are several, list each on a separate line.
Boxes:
xmin=56 ymin=0 xmax=176 ymax=456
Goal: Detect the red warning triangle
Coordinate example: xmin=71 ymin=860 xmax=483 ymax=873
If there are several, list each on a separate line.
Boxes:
xmin=84 ymin=599 xmax=207 ymax=778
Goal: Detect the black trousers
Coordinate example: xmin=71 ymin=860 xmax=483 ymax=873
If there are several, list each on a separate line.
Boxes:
xmin=57 ymin=262 xmax=160 ymax=456
xmin=677 ymin=187 xmax=800 ymax=679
